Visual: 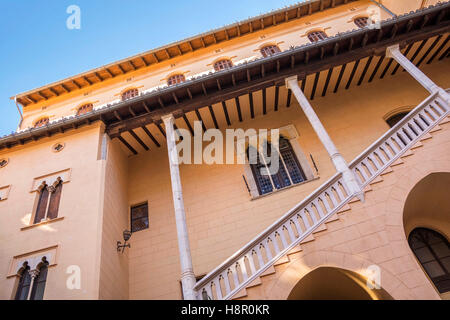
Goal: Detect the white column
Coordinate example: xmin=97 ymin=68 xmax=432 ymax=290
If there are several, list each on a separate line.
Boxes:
xmin=286 ymin=76 xmax=364 ymax=201
xmin=161 ymin=114 xmax=197 ymax=300
xmin=27 ymin=269 xmax=39 ymax=300
xmin=386 ymin=44 xmax=450 ymax=104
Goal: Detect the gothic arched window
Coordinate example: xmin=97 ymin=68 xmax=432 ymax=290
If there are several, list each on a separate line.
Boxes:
xmin=408 ymin=228 xmax=450 ymax=293
xmin=213 ymin=59 xmax=233 ymax=72
xmin=260 ymin=45 xmax=281 ymax=58
xmin=121 ymin=88 xmax=139 ymax=101
xmin=307 ymin=31 xmax=328 ymax=43
xmin=167 ymin=74 xmax=185 ymax=86
xmin=77 ymin=103 xmax=93 ymax=116
xmin=33 ymin=179 xmax=63 ymax=224
xmin=354 ymin=17 xmax=369 ymax=28
xmin=386 ymin=112 xmax=409 ymax=128
xmin=29 ymin=260 xmax=49 ymax=300
xmin=14 ymin=264 xmax=31 ymax=300
xmin=247 ymin=137 xmax=306 ymax=195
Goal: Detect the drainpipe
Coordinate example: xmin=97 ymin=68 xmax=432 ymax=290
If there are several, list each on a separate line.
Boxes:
xmin=369 ymin=0 xmax=397 ymax=18
xmin=14 ymin=96 xmax=24 ymax=128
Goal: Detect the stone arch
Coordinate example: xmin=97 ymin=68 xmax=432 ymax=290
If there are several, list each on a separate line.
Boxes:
xmin=264 ymin=250 xmax=404 ymax=300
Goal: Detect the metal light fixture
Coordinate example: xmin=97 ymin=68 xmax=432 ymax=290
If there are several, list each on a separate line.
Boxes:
xmin=117 ymin=229 xmax=132 ymax=253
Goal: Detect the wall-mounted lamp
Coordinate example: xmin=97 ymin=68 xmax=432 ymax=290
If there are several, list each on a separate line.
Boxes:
xmin=117 ymin=230 xmax=132 ymax=253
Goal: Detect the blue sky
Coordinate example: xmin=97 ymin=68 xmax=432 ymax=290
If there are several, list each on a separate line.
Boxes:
xmin=0 ymin=0 xmax=302 ymax=136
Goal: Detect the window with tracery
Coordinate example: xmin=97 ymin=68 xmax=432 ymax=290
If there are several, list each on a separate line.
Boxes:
xmin=354 ymin=17 xmax=369 ymax=28
xmin=260 ymin=45 xmax=281 ymax=58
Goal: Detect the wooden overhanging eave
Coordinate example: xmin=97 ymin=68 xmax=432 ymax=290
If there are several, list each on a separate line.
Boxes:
xmin=12 ymin=0 xmax=359 ymax=107
xmin=0 ymin=2 xmax=449 ymax=151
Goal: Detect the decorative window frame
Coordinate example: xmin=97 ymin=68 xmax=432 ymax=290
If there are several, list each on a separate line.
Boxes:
xmin=300 ymin=27 xmax=331 ymax=38
xmin=0 ymin=185 xmax=11 ymax=201
xmin=51 ymin=142 xmax=66 ymax=153
xmin=7 ymin=245 xmax=58 ymax=279
xmin=237 ymin=124 xmax=316 ymax=199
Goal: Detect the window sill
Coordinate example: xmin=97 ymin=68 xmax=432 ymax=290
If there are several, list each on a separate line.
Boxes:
xmin=20 ymin=217 xmax=64 ymax=231
xmin=250 ymin=176 xmax=320 ymax=201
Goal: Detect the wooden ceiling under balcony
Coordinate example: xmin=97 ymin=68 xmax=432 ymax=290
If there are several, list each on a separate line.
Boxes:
xmin=0 ymin=2 xmax=449 ymax=153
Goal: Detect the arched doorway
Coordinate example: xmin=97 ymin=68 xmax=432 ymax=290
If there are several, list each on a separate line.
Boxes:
xmin=287 ymin=267 xmax=393 ymax=300
xmin=403 ymin=172 xmax=450 ymax=297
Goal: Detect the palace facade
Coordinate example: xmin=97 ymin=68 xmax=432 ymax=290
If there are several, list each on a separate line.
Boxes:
xmin=1 ymin=0 xmax=449 ymax=300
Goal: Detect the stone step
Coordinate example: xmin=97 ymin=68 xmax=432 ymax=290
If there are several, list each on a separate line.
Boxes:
xmin=274 ymin=255 xmax=290 ymax=266
xmin=260 ymin=265 xmax=276 ymax=277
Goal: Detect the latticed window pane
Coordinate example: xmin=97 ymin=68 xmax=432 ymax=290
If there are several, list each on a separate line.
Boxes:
xmin=34 ymin=117 xmax=49 ymax=128
xmin=131 ymin=203 xmax=149 ymax=232
xmin=15 ymin=265 xmax=31 ymax=300
xmin=121 ymin=88 xmax=139 ymax=101
xmin=34 ymin=185 xmax=49 ymax=224
xmin=279 ymin=138 xmax=306 ymax=184
xmin=213 ymin=59 xmax=233 ymax=71
xmin=260 ymin=45 xmax=281 ymax=58
xmin=248 ymin=146 xmax=273 ymax=195
xmin=168 ymin=74 xmax=185 ymax=86
xmin=77 ymin=103 xmax=93 ymax=116
xmin=408 ymin=228 xmax=450 ymax=293
xmin=354 ymin=17 xmax=369 ymax=28
xmin=307 ymin=31 xmax=327 ymax=43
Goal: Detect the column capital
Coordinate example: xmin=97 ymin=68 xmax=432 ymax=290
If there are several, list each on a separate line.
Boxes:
xmin=161 ymin=113 xmax=175 ymax=124
xmin=285 ymin=75 xmax=299 ymax=89
xmin=385 ymin=44 xmax=400 ymax=58
xmin=29 ymin=269 xmax=40 ymax=279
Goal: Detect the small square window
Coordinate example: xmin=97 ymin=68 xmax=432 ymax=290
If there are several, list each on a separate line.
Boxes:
xmin=131 ymin=202 xmax=149 ymax=232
